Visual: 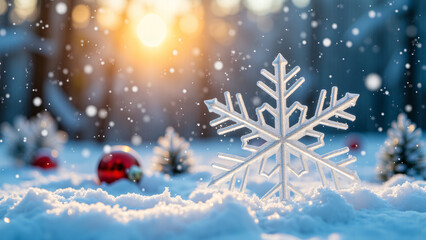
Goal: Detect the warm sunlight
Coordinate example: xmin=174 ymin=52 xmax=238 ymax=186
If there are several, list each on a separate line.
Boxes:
xmin=137 ymin=13 xmax=167 ymax=47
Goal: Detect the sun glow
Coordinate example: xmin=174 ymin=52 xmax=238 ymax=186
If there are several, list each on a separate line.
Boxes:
xmin=137 ymin=14 xmax=167 ymax=47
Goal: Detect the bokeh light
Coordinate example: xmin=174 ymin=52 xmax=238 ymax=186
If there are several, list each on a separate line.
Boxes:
xmin=0 ymin=0 xmax=7 ymax=15
xmin=365 ymin=73 xmax=382 ymax=91
xmin=292 ymin=0 xmax=311 ymax=8
xmin=10 ymin=0 xmax=38 ymax=23
xmin=14 ymin=0 xmax=37 ymax=19
xmin=137 ymin=14 xmax=167 ymax=47
xmin=72 ymin=4 xmax=91 ymax=28
xmin=98 ymin=0 xmax=127 ymax=13
xmin=179 ymin=14 xmax=199 ymax=34
xmin=96 ymin=8 xmax=120 ymax=30
xmin=244 ymin=0 xmax=284 ymax=16
xmin=211 ymin=0 xmax=241 ymax=16
xmin=209 ymin=19 xmax=234 ymax=45
xmin=55 ymin=2 xmax=68 ymax=15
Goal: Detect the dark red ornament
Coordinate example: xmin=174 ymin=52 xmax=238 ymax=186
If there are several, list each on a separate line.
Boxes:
xmin=347 ymin=135 xmax=362 ymax=151
xmin=31 ymin=149 xmax=58 ymax=169
xmin=97 ymin=145 xmax=143 ymax=184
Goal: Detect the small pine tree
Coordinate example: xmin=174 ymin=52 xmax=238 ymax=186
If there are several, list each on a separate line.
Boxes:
xmin=152 ymin=127 xmax=193 ymax=175
xmin=377 ymin=113 xmax=426 ymax=181
xmin=1 ymin=112 xmax=67 ymax=165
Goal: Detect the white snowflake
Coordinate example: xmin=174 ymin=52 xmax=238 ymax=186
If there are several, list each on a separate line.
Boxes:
xmin=205 ymin=53 xmax=360 ymax=200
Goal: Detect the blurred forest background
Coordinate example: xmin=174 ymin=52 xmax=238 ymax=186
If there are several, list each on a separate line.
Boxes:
xmin=0 ymin=0 xmax=425 ymax=142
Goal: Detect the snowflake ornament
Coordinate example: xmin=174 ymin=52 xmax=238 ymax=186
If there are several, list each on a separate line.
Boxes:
xmin=205 ymin=54 xmax=360 ymax=200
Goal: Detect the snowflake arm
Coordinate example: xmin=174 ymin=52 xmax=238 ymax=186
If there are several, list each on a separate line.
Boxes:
xmin=204 ymin=92 xmax=278 ymax=141
xmin=205 ymin=53 xmax=360 ymax=201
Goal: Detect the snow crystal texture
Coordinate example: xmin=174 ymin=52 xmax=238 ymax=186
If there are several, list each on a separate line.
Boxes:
xmin=1 ymin=135 xmax=426 ymax=239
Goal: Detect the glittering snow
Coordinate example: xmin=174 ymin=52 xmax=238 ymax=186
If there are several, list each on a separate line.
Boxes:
xmin=1 ymin=135 xmax=426 ymax=239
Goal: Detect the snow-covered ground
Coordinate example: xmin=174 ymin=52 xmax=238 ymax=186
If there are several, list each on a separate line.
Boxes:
xmin=1 ymin=133 xmax=426 ymax=239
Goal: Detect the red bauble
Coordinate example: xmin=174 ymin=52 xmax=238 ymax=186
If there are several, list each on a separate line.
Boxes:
xmin=97 ymin=146 xmax=143 ymax=184
xmin=347 ymin=135 xmax=362 ymax=151
xmin=31 ymin=149 xmax=58 ymax=169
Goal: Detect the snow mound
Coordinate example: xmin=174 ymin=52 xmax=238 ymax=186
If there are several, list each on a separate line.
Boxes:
xmin=1 ymin=137 xmax=426 ymax=239
xmin=1 ymin=188 xmax=260 ymax=240
xmin=1 ymin=175 xmax=426 ymax=240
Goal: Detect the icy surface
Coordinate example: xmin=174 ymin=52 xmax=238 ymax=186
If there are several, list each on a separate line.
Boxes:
xmin=1 ymin=134 xmax=426 ymax=239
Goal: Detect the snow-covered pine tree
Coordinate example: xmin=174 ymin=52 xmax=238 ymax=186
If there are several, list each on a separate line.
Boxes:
xmin=1 ymin=112 xmax=67 ymax=165
xmin=377 ymin=113 xmax=426 ymax=181
xmin=152 ymin=127 xmax=193 ymax=175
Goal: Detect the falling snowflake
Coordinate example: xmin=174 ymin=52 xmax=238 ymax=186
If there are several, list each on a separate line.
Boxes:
xmin=204 ymin=53 xmax=360 ymax=200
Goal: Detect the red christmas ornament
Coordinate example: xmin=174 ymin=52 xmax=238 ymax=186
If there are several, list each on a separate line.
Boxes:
xmin=347 ymin=135 xmax=362 ymax=151
xmin=97 ymin=145 xmax=143 ymax=184
xmin=31 ymin=149 xmax=58 ymax=169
